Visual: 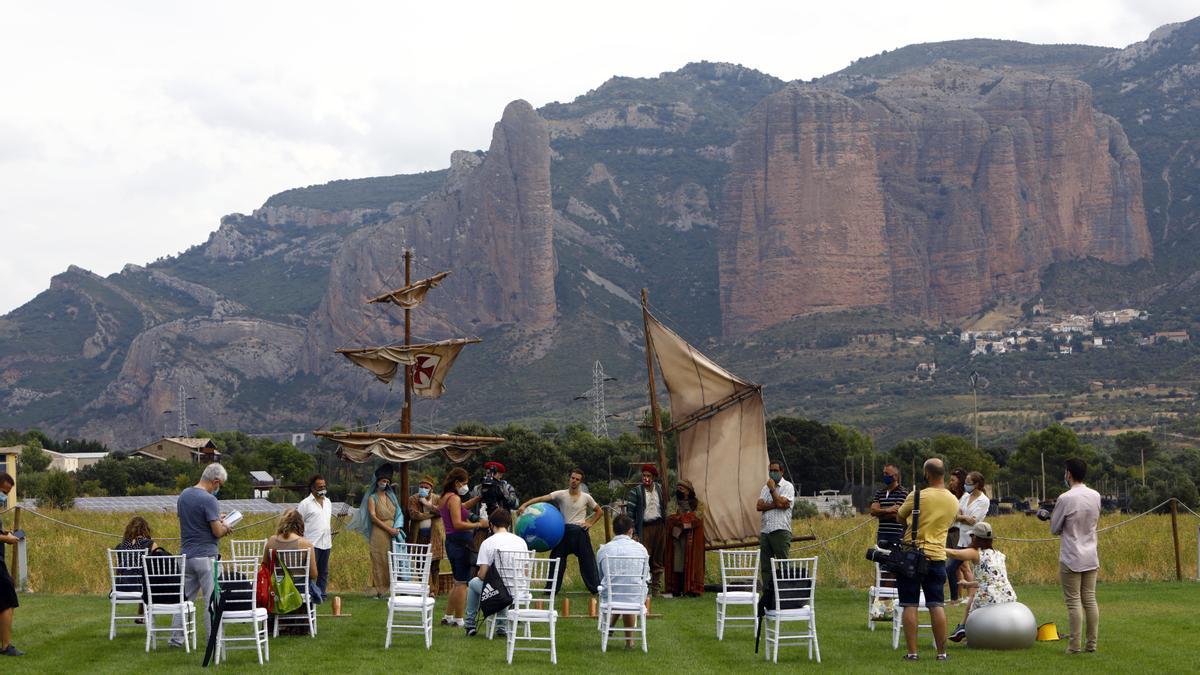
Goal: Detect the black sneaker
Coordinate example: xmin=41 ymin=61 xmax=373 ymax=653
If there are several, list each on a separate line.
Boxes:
xmin=1 ymin=645 xmax=25 ymax=656
xmin=949 ymin=624 xmax=967 ymax=643
xmin=465 ymin=626 xmax=478 ymax=637
xmin=903 ymin=654 xmax=919 ymax=661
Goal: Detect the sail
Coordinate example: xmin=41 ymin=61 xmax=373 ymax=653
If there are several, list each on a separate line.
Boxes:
xmin=316 ymin=431 xmax=503 ymax=464
xmin=645 ymin=311 xmax=768 ymax=546
xmin=338 ymin=338 xmax=476 ymax=398
xmin=368 ymin=271 xmax=451 ymax=309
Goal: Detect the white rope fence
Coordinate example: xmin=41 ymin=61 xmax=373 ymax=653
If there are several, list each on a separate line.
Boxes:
xmin=19 ymin=507 xmax=284 ymax=540
xmin=992 ymin=498 xmax=1180 ymax=543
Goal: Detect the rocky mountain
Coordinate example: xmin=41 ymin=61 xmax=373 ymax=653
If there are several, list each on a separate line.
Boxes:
xmin=720 ymin=63 xmax=1150 ymax=334
xmin=3 ymin=20 xmax=1199 ymax=446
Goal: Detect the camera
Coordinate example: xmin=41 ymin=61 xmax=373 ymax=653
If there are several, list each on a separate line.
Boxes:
xmin=864 ymin=543 xmax=927 ymax=579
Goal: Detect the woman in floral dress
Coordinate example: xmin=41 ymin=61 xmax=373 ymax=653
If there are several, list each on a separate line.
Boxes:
xmin=946 ymin=521 xmax=1017 ymax=643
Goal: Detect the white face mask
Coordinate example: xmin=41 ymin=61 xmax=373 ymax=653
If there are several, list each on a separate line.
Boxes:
xmin=457 ymin=484 xmax=469 ymax=496
xmin=964 ymin=483 xmax=975 ymax=494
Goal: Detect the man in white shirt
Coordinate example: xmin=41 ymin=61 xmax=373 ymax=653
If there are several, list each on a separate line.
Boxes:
xmin=1048 ymin=458 xmax=1102 ymax=654
xmin=756 ymin=459 xmax=795 ymax=599
xmin=297 ymin=475 xmax=333 ymax=597
xmin=464 ymin=508 xmax=528 ymax=636
xmin=519 ymin=468 xmax=603 ymax=593
xmin=596 ymin=514 xmax=649 ymax=649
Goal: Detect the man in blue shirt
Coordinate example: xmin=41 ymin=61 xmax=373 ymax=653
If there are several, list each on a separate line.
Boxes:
xmin=171 ymin=463 xmax=232 ymax=648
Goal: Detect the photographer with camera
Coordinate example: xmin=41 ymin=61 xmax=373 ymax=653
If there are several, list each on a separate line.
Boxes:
xmin=894 ymin=458 xmax=959 ymax=662
xmin=470 ymin=461 xmax=519 ymax=515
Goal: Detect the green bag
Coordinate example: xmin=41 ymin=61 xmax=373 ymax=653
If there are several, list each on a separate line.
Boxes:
xmin=272 ymin=555 xmax=304 ymax=614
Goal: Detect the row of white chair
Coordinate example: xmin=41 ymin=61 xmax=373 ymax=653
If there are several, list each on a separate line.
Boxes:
xmin=106 ymin=539 xmax=313 ymax=665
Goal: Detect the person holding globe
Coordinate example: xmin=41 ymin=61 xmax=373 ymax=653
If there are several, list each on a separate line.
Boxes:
xmin=518 ymin=468 xmax=602 ymax=594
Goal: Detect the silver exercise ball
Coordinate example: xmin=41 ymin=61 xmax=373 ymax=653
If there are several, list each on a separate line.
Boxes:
xmin=965 ymin=602 xmax=1037 ymax=650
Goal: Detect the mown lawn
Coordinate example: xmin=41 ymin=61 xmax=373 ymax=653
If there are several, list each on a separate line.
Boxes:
xmin=3 ymin=582 xmax=1199 ymax=673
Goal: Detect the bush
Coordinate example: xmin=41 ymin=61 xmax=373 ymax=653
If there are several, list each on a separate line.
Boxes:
xmin=793 ymin=500 xmax=820 ymax=519
xmin=41 ymin=470 xmax=76 ymax=508
xmin=21 ymin=443 xmax=51 ymax=472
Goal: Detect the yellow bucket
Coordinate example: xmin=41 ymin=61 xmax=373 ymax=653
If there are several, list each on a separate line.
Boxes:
xmin=1037 ymin=622 xmax=1061 ymax=641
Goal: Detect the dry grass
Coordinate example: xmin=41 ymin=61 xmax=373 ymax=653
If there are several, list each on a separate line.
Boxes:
xmin=8 ymin=508 xmax=1199 ymax=594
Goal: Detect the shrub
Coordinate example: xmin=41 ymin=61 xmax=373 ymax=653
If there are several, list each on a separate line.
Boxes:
xmin=42 ymin=470 xmax=77 ymax=508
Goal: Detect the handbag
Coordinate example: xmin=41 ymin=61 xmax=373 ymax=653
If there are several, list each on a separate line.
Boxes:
xmin=256 ymin=550 xmax=276 ymax=612
xmin=479 ymin=562 xmax=513 ymax=618
xmin=272 ymin=552 xmax=304 ymax=614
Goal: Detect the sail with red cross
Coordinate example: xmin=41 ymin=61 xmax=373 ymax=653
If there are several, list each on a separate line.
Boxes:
xmin=336 ymin=338 xmax=473 ymax=399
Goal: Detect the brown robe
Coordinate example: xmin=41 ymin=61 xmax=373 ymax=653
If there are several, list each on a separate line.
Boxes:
xmin=664 ymin=504 xmax=706 ymax=596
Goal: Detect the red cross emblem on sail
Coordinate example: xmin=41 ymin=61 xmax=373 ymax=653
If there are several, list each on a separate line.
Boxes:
xmin=411 ymin=353 xmax=441 ymax=390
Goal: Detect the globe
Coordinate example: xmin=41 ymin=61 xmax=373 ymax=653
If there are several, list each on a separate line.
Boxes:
xmin=515 ymin=502 xmax=565 ymax=552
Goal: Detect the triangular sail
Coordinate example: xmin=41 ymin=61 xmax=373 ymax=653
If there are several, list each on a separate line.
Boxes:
xmin=338 ymin=338 xmax=477 ymax=398
xmin=367 ymin=271 xmax=450 ymax=309
xmin=645 ymin=311 xmax=768 ymax=546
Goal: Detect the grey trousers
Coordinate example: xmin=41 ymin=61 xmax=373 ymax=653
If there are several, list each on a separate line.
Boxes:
xmin=171 ymin=555 xmax=214 ymax=646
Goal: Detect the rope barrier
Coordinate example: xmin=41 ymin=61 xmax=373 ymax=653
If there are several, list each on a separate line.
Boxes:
xmin=1176 ymin=500 xmax=1200 ymax=520
xmin=20 ymin=508 xmax=283 ymax=541
xmin=992 ymin=498 xmax=1176 ymax=543
xmin=791 ymin=517 xmax=875 ymax=552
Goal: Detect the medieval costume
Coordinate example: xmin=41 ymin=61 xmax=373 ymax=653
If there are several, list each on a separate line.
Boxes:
xmin=664 ymin=479 xmax=705 ymax=596
xmin=349 ymin=463 xmax=404 ymax=597
xmin=626 ymin=463 xmax=666 ymax=594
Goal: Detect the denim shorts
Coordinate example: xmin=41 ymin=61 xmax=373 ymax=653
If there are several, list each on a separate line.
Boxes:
xmin=897 ymin=559 xmax=947 ymax=607
xmin=445 ymin=531 xmax=475 ymax=582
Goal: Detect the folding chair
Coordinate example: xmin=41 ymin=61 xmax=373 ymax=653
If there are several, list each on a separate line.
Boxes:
xmin=597 ymin=555 xmax=650 ymax=653
xmin=272 ymin=549 xmax=317 ymax=637
xmin=230 ymin=539 xmax=267 ymax=562
xmin=868 ymin=563 xmax=899 ymax=630
xmin=385 ymin=544 xmax=434 ymax=649
xmin=892 ymin=588 xmax=935 ymax=649
xmin=763 ymin=557 xmax=820 ymax=664
xmin=506 ymin=555 xmax=560 ymax=665
xmin=214 ymin=559 xmax=270 ymax=665
xmin=107 ymin=548 xmax=147 ymax=640
xmin=142 ymin=554 xmax=197 ymax=653
xmin=716 ymin=548 xmax=759 ymax=639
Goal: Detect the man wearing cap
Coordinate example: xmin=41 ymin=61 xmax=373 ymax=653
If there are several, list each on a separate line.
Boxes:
xmin=471 ymin=461 xmax=520 ymax=515
xmin=625 ymin=464 xmax=666 ymax=595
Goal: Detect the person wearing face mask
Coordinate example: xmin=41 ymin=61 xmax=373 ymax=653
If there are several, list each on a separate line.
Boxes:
xmin=625 ymin=464 xmax=665 ymax=595
xmin=756 ymin=460 xmax=795 ymax=600
xmin=0 ymin=472 xmax=22 ymax=656
xmin=1047 ymin=458 xmax=1101 ymax=654
xmin=297 ymin=474 xmax=333 ymax=598
xmin=663 ymin=479 xmax=705 ymax=597
xmin=171 ymin=462 xmax=232 ymax=648
xmin=440 ymin=467 xmax=487 ymax=626
xmin=348 ymin=463 xmax=405 ymax=598
xmin=947 ymin=471 xmax=989 ymax=606
xmin=870 ymin=464 xmax=909 ymax=548
xmin=407 ymin=475 xmax=445 ymax=596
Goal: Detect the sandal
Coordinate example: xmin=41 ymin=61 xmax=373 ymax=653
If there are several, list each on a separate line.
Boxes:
xmin=903 ymin=654 xmax=919 ymax=661
xmin=937 ymin=653 xmax=949 ymax=661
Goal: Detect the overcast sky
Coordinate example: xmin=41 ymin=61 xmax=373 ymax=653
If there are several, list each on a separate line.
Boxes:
xmin=0 ymin=1 xmax=1194 ymax=314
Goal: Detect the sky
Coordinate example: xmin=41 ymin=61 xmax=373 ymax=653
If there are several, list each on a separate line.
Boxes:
xmin=0 ymin=1 xmax=1195 ymax=315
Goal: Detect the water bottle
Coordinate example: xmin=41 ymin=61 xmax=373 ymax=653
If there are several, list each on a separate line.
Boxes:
xmin=480 ymin=502 xmax=489 ymax=525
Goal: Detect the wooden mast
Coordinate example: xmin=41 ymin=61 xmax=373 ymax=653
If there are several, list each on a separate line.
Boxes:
xmin=641 ymin=289 xmax=670 ymax=507
xmin=400 ymin=250 xmax=412 ymax=503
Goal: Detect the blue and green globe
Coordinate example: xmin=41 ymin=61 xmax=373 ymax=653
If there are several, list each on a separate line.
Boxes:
xmin=515 ymin=502 xmax=565 ymax=551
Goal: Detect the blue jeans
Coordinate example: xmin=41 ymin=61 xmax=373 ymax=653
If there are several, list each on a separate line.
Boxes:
xmin=314 ymin=547 xmax=331 ymax=596
xmin=897 ymin=559 xmax=947 ymax=608
xmin=464 ymin=576 xmax=507 ymax=630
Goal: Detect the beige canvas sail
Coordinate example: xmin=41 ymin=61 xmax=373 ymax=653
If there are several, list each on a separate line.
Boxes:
xmin=339 ymin=338 xmax=476 ymax=398
xmin=367 ymin=271 xmax=451 ymax=309
xmin=645 ymin=312 xmax=768 ymax=546
xmin=329 ymin=434 xmax=494 ymax=463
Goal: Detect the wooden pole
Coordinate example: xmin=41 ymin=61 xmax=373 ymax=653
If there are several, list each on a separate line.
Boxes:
xmin=1170 ymin=498 xmax=1182 ymax=581
xmin=400 ymin=250 xmax=412 ymax=504
xmin=641 ymin=290 xmax=671 ymax=563
xmin=9 ymin=506 xmax=20 ymax=581
xmin=603 ymin=508 xmax=613 ymax=543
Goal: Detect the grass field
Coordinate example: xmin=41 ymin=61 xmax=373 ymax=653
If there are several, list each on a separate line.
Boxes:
xmin=8 ymin=509 xmax=1199 ymax=594
xmin=2 ymin=582 xmax=1199 ymax=673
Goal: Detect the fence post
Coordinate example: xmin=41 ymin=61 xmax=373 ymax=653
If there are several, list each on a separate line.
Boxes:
xmin=1169 ymin=498 xmax=1182 ymax=582
xmin=8 ymin=506 xmax=19 ymax=583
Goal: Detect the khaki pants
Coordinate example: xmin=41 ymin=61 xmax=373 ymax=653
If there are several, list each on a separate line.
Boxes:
xmin=642 ymin=520 xmax=665 ymax=594
xmin=1058 ymin=562 xmax=1099 ymax=652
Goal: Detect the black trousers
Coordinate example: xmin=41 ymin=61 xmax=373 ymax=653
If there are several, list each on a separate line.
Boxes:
xmin=550 ymin=524 xmax=599 ymax=594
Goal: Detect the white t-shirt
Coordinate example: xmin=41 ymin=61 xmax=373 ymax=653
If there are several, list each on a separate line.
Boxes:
xmin=551 ymin=489 xmax=598 ymax=526
xmin=476 ymin=531 xmax=529 ymax=569
xmin=297 ymin=494 xmax=332 ymax=550
xmin=644 ymin=486 xmax=662 ymax=521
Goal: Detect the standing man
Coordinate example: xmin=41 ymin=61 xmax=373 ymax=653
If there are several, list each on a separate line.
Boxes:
xmin=171 ymin=463 xmax=232 ymax=648
xmin=625 ymin=464 xmax=665 ymax=595
xmin=755 ymin=459 xmax=795 ymax=600
xmin=463 ymin=508 xmax=528 ymax=636
xmin=0 ymin=473 xmax=23 ymax=656
xmin=1048 ymin=458 xmax=1101 ymax=654
xmin=895 ymin=458 xmax=959 ymax=662
xmin=297 ymin=474 xmax=332 ymax=598
xmin=870 ymin=464 xmax=908 ymax=548
xmin=518 ymin=468 xmax=602 ymax=594
xmin=471 ymin=461 xmax=520 ymax=514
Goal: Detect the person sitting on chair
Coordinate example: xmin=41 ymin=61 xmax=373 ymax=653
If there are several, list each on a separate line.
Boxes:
xmin=463 ymin=508 xmax=528 ymax=637
xmin=116 ymin=516 xmax=163 ymax=623
xmin=596 ymin=514 xmax=649 ymax=650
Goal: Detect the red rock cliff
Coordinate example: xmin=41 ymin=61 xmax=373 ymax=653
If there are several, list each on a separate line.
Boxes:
xmin=719 ymin=64 xmax=1151 ymax=335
